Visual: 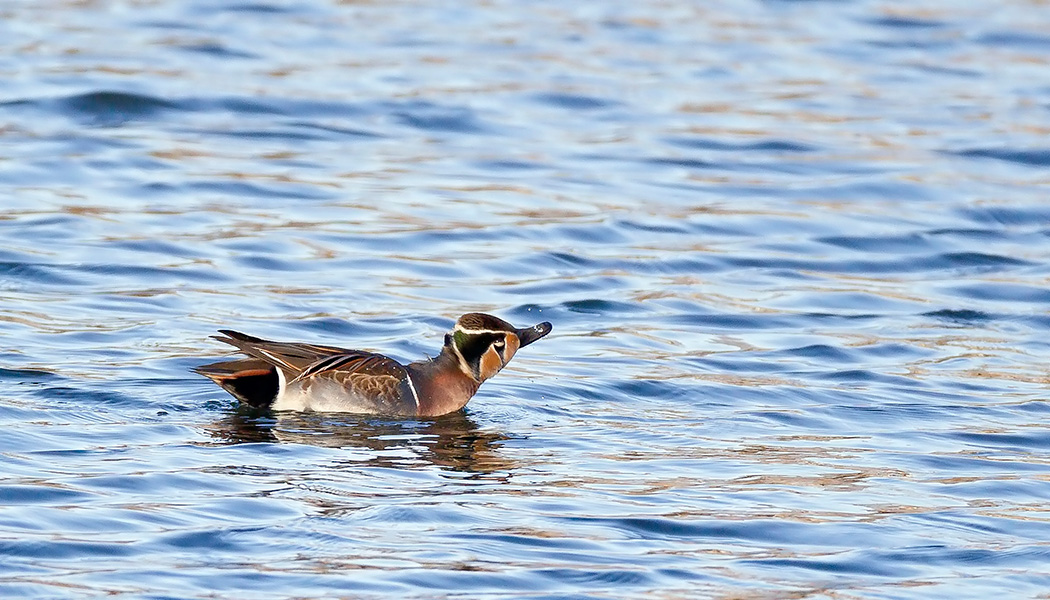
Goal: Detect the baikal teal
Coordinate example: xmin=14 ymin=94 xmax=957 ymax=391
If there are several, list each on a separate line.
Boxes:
xmin=2 ymin=0 xmax=1050 ymax=599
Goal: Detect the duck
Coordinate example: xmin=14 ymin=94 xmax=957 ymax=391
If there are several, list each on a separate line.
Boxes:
xmin=194 ymin=313 xmax=552 ymax=417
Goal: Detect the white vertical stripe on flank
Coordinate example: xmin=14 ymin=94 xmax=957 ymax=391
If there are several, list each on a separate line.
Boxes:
xmin=406 ymin=372 xmax=420 ymax=408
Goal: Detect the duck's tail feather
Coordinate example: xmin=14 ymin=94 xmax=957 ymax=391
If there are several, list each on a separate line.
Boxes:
xmin=193 ymin=357 xmax=279 ymax=407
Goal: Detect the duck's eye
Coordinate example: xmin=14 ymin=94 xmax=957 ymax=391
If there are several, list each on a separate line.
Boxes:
xmin=493 ymin=339 xmax=506 ymax=350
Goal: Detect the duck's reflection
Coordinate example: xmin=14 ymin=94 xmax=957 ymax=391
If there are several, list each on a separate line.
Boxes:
xmin=208 ymin=408 xmax=514 ymax=474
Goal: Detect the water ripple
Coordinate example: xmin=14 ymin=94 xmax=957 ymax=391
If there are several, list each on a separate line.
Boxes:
xmin=2 ymin=0 xmax=1050 ymax=598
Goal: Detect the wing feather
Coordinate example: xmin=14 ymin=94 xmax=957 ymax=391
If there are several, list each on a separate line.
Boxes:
xmin=208 ymin=330 xmax=412 ymax=411
xmin=213 ymin=329 xmax=354 ymax=375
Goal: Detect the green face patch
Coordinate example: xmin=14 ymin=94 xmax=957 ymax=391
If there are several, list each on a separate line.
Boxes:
xmin=453 ymin=330 xmax=502 ymax=359
xmin=453 ymin=330 xmax=503 ymax=379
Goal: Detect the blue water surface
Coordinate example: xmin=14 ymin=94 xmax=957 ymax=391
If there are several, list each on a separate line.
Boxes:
xmin=2 ymin=0 xmax=1050 ymax=598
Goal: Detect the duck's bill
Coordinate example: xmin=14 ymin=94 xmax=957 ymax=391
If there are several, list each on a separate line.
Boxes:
xmin=516 ymin=321 xmax=553 ymax=347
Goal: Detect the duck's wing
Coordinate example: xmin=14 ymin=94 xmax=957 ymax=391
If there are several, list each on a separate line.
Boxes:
xmin=212 ymin=329 xmax=353 ymax=376
xmin=204 ymin=330 xmax=416 ymax=413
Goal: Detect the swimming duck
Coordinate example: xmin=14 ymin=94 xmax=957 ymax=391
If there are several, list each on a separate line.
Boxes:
xmin=194 ymin=313 xmax=552 ymax=417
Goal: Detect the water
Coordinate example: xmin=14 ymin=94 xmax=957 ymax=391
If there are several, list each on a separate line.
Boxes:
xmin=2 ymin=0 xmax=1050 ymax=597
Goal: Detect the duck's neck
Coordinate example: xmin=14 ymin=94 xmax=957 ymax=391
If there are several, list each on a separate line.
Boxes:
xmin=407 ymin=347 xmax=480 ymax=417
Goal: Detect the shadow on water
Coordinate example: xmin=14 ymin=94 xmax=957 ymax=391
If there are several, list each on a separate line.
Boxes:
xmin=206 ymin=409 xmax=515 ymax=474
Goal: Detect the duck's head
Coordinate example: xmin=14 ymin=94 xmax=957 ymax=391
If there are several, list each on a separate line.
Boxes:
xmin=444 ymin=313 xmax=553 ymax=382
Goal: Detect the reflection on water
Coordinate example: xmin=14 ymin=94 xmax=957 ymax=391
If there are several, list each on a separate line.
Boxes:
xmin=208 ymin=410 xmax=514 ymax=474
